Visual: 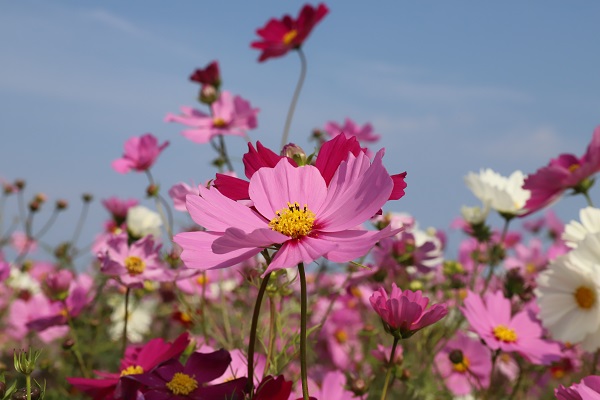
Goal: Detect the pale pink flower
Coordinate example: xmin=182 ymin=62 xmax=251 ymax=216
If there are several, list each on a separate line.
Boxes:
xmin=461 ymin=290 xmax=562 ymax=365
xmin=175 ymin=149 xmax=399 ymax=275
xmin=369 ymin=283 xmax=448 ymax=338
xmin=168 ymin=182 xmax=198 ymax=212
xmin=323 ymin=118 xmax=380 ymax=144
xmin=112 ymin=133 xmax=169 ymax=174
xmin=102 ymin=197 xmax=139 ymax=222
xmin=8 ymin=294 xmax=68 ymax=343
xmin=99 ymin=233 xmax=169 ymax=287
xmin=556 ymin=375 xmax=600 ymax=399
xmin=11 ymin=232 xmax=36 ymax=254
xmin=165 ymin=91 xmax=258 ymax=144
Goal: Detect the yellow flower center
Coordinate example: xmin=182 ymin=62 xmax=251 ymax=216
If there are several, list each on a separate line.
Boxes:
xmin=282 ymin=29 xmax=298 ymax=45
xmin=196 ymin=274 xmax=209 ymax=286
xmin=124 ymin=256 xmax=146 ymax=275
xmin=166 ymin=372 xmax=198 ymax=395
xmin=452 ymin=356 xmax=470 ymax=373
xmin=493 ymin=325 xmax=518 ymax=343
xmin=574 ymin=286 xmax=596 ymax=309
xmin=213 ymin=117 xmax=227 ymax=128
xmin=568 ymin=163 xmax=581 ymax=173
xmin=350 ymin=286 xmax=362 ymax=298
xmin=120 ymin=365 xmax=144 ymax=376
xmin=334 ymin=329 xmax=348 ymax=344
xmin=179 ymin=311 xmax=192 ymax=323
xmin=525 ymin=262 xmax=536 ymax=274
xmin=551 ymin=367 xmax=566 ymax=379
xmin=269 ymin=202 xmax=315 ymax=239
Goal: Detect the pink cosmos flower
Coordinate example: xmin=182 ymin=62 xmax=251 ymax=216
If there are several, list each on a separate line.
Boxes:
xmin=102 ymin=197 xmax=139 ymax=224
xmin=213 ymin=134 xmax=407 ymax=202
xmin=323 ymin=118 xmax=381 ymax=144
xmin=8 ymin=294 xmax=69 ymax=343
xmin=369 ymin=283 xmax=448 ymax=338
xmin=523 ymin=126 xmax=600 ymax=215
xmin=556 ymin=375 xmax=600 ymax=400
xmin=125 ymin=349 xmax=247 ymax=400
xmin=99 ymin=233 xmax=169 ymax=288
xmin=68 ymin=333 xmax=190 ymax=400
xmin=251 ymin=3 xmax=329 ymax=62
xmin=435 ymin=331 xmax=492 ymax=395
xmin=165 ymin=91 xmax=258 ymax=144
xmin=175 ymin=148 xmax=400 ymax=275
xmin=11 ymin=231 xmax=37 ymax=254
xmin=169 ymin=182 xmax=198 ymax=212
xmin=112 ymin=133 xmax=169 ymax=174
xmin=461 ymin=290 xmax=562 ymax=365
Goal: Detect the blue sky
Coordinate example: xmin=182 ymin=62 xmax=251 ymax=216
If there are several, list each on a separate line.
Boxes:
xmin=1 ymin=1 xmax=599 ymax=256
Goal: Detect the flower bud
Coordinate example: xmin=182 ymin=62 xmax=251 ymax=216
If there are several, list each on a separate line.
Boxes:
xmin=11 ymin=386 xmax=41 ymax=400
xmin=82 ymin=193 xmax=93 ymax=203
xmin=199 ymin=85 xmax=219 ymax=105
xmin=281 ymin=143 xmax=307 ymax=166
xmin=62 ymin=338 xmax=75 ymax=350
xmin=44 ymin=269 xmax=73 ymax=301
xmin=14 ymin=179 xmax=25 ymax=190
xmin=55 ymin=199 xmax=68 ymax=210
xmin=146 ymin=184 xmax=159 ymax=198
xmin=28 ymin=200 xmax=40 ymax=212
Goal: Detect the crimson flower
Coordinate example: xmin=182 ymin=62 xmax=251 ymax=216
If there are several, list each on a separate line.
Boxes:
xmin=254 ymin=375 xmax=292 ymax=400
xmin=189 ymin=61 xmax=221 ymax=89
xmin=125 ymin=349 xmax=247 ymax=400
xmin=370 ymin=283 xmax=448 ymax=339
xmin=522 ymin=126 xmax=600 ymax=215
xmin=251 ymin=3 xmax=329 ymax=62
xmin=67 ymin=333 xmax=190 ymax=400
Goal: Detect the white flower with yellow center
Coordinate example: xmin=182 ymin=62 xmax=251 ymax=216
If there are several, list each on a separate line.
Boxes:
xmin=465 ymin=169 xmax=530 ymax=216
xmin=537 ymin=232 xmax=600 ymax=346
xmin=126 ymin=205 xmax=162 ymax=239
xmin=563 ymin=207 xmax=600 ymax=248
xmin=109 ymin=298 xmax=157 ymax=343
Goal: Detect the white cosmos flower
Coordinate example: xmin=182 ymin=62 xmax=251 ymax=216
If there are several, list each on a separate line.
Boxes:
xmin=536 ymin=232 xmax=600 ymax=347
xmin=8 ymin=266 xmax=40 ymax=294
xmin=460 ymin=204 xmax=489 ymax=225
xmin=126 ymin=205 xmax=162 ymax=239
xmin=563 ymin=207 xmax=600 ymax=248
xmin=464 ymin=169 xmax=530 ymax=216
xmin=109 ymin=298 xmax=157 ymax=343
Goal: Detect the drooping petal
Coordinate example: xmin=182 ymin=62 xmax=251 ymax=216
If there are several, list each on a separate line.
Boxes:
xmin=174 ymin=231 xmax=262 ymax=271
xmin=315 ymin=134 xmax=363 ymax=186
xmin=265 ymin=237 xmax=337 ymax=274
xmin=213 ymin=173 xmax=250 ymax=200
xmin=184 ymin=350 xmax=232 ymax=384
xmin=212 ymin=227 xmax=287 ymax=254
xmin=318 ymin=225 xmax=401 ymax=263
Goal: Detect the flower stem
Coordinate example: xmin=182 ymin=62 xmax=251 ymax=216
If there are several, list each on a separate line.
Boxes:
xmin=263 ymin=295 xmax=278 ymax=375
xmin=122 ymin=287 xmax=131 ymax=355
xmin=380 ymin=336 xmax=400 ymax=400
xmin=583 ymin=189 xmax=595 ymax=207
xmin=280 ymin=48 xmax=307 ymax=150
xmin=145 ymin=170 xmax=173 ymax=238
xmin=298 ymin=262 xmax=310 ymax=400
xmin=26 ymin=373 xmax=31 ymax=400
xmin=246 ymin=271 xmax=272 ymax=397
xmin=218 ymin=134 xmax=234 ymax=172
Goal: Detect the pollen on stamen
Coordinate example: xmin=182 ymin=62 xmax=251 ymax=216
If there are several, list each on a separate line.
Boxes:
xmin=269 ymin=202 xmax=315 ymax=239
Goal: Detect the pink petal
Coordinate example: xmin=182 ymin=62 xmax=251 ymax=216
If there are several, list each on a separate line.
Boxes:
xmin=264 ymin=237 xmax=337 ymax=274
xmin=249 ymin=160 xmax=327 ymax=220
xmin=318 ymin=225 xmax=400 ymax=263
xmin=212 ymin=227 xmax=287 ymax=254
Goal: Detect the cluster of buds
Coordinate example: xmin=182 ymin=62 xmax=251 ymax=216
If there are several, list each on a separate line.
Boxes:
xmin=190 ymin=61 xmax=221 ymax=105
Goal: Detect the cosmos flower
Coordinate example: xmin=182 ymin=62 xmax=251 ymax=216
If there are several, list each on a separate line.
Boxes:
xmin=323 ymin=118 xmax=380 ymax=144
xmin=175 ymin=148 xmax=400 ymax=275
xmin=464 ymin=169 xmax=530 ymax=216
xmin=537 ymin=232 xmax=600 ymax=351
xmin=67 ymin=333 xmax=190 ymax=400
xmin=523 ymin=126 xmax=600 ymax=215
xmin=165 ymin=91 xmax=258 ymax=144
xmin=126 ymin=205 xmax=162 ymax=240
xmin=555 ymin=375 xmax=600 ymax=400
xmin=99 ymin=233 xmax=168 ymax=288
xmin=461 ymin=290 xmax=561 ymax=365
xmin=369 ymin=283 xmax=448 ymax=339
xmin=563 ymin=207 xmax=600 ymax=248
xmin=112 ymin=133 xmax=169 ymax=174
xmin=251 ymin=3 xmax=329 ymax=62
xmin=125 ymin=349 xmax=247 ymax=400
xmin=435 ymin=331 xmax=492 ymax=395
xmin=189 ymin=60 xmax=221 ymax=89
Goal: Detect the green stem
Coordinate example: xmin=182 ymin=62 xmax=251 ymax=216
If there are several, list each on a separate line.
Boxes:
xmin=122 ymin=287 xmax=131 ymax=355
xmin=218 ymin=134 xmax=234 ymax=172
xmin=26 ymin=373 xmax=31 ymax=400
xmin=145 ymin=170 xmax=173 ymax=238
xmin=280 ymin=49 xmax=307 ymax=150
xmin=263 ymin=295 xmax=278 ymax=375
xmin=380 ymin=337 xmax=400 ymax=400
xmin=246 ymin=271 xmax=272 ymax=397
xmin=298 ymin=262 xmax=310 ymax=400
xmin=70 ymin=200 xmax=90 ymax=246
xmin=584 ymin=190 xmax=595 ymax=207
xmin=592 ymin=348 xmax=600 ymax=375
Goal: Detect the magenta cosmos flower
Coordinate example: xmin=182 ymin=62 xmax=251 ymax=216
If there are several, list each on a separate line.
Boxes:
xmin=165 ymin=91 xmax=258 ymax=144
xmin=175 ymin=149 xmax=399 ymax=275
xmin=112 ymin=133 xmax=169 ymax=174
xmin=213 ymin=134 xmax=407 ymax=202
xmin=461 ymin=290 xmax=561 ymax=365
xmin=99 ymin=233 xmax=169 ymax=288
xmin=523 ymin=126 xmax=600 ymax=215
xmin=189 ymin=60 xmax=221 ymax=89
xmin=435 ymin=331 xmax=492 ymax=396
xmin=126 ymin=349 xmax=247 ymax=400
xmin=369 ymin=283 xmax=448 ymax=338
xmin=251 ymin=3 xmax=329 ymax=62
xmin=323 ymin=118 xmax=380 ymax=144
xmin=67 ymin=333 xmax=190 ymax=400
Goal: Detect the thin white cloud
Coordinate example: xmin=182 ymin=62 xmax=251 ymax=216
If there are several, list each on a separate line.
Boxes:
xmin=481 ymin=126 xmax=566 ymax=163
xmin=86 ymin=8 xmax=148 ymax=38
